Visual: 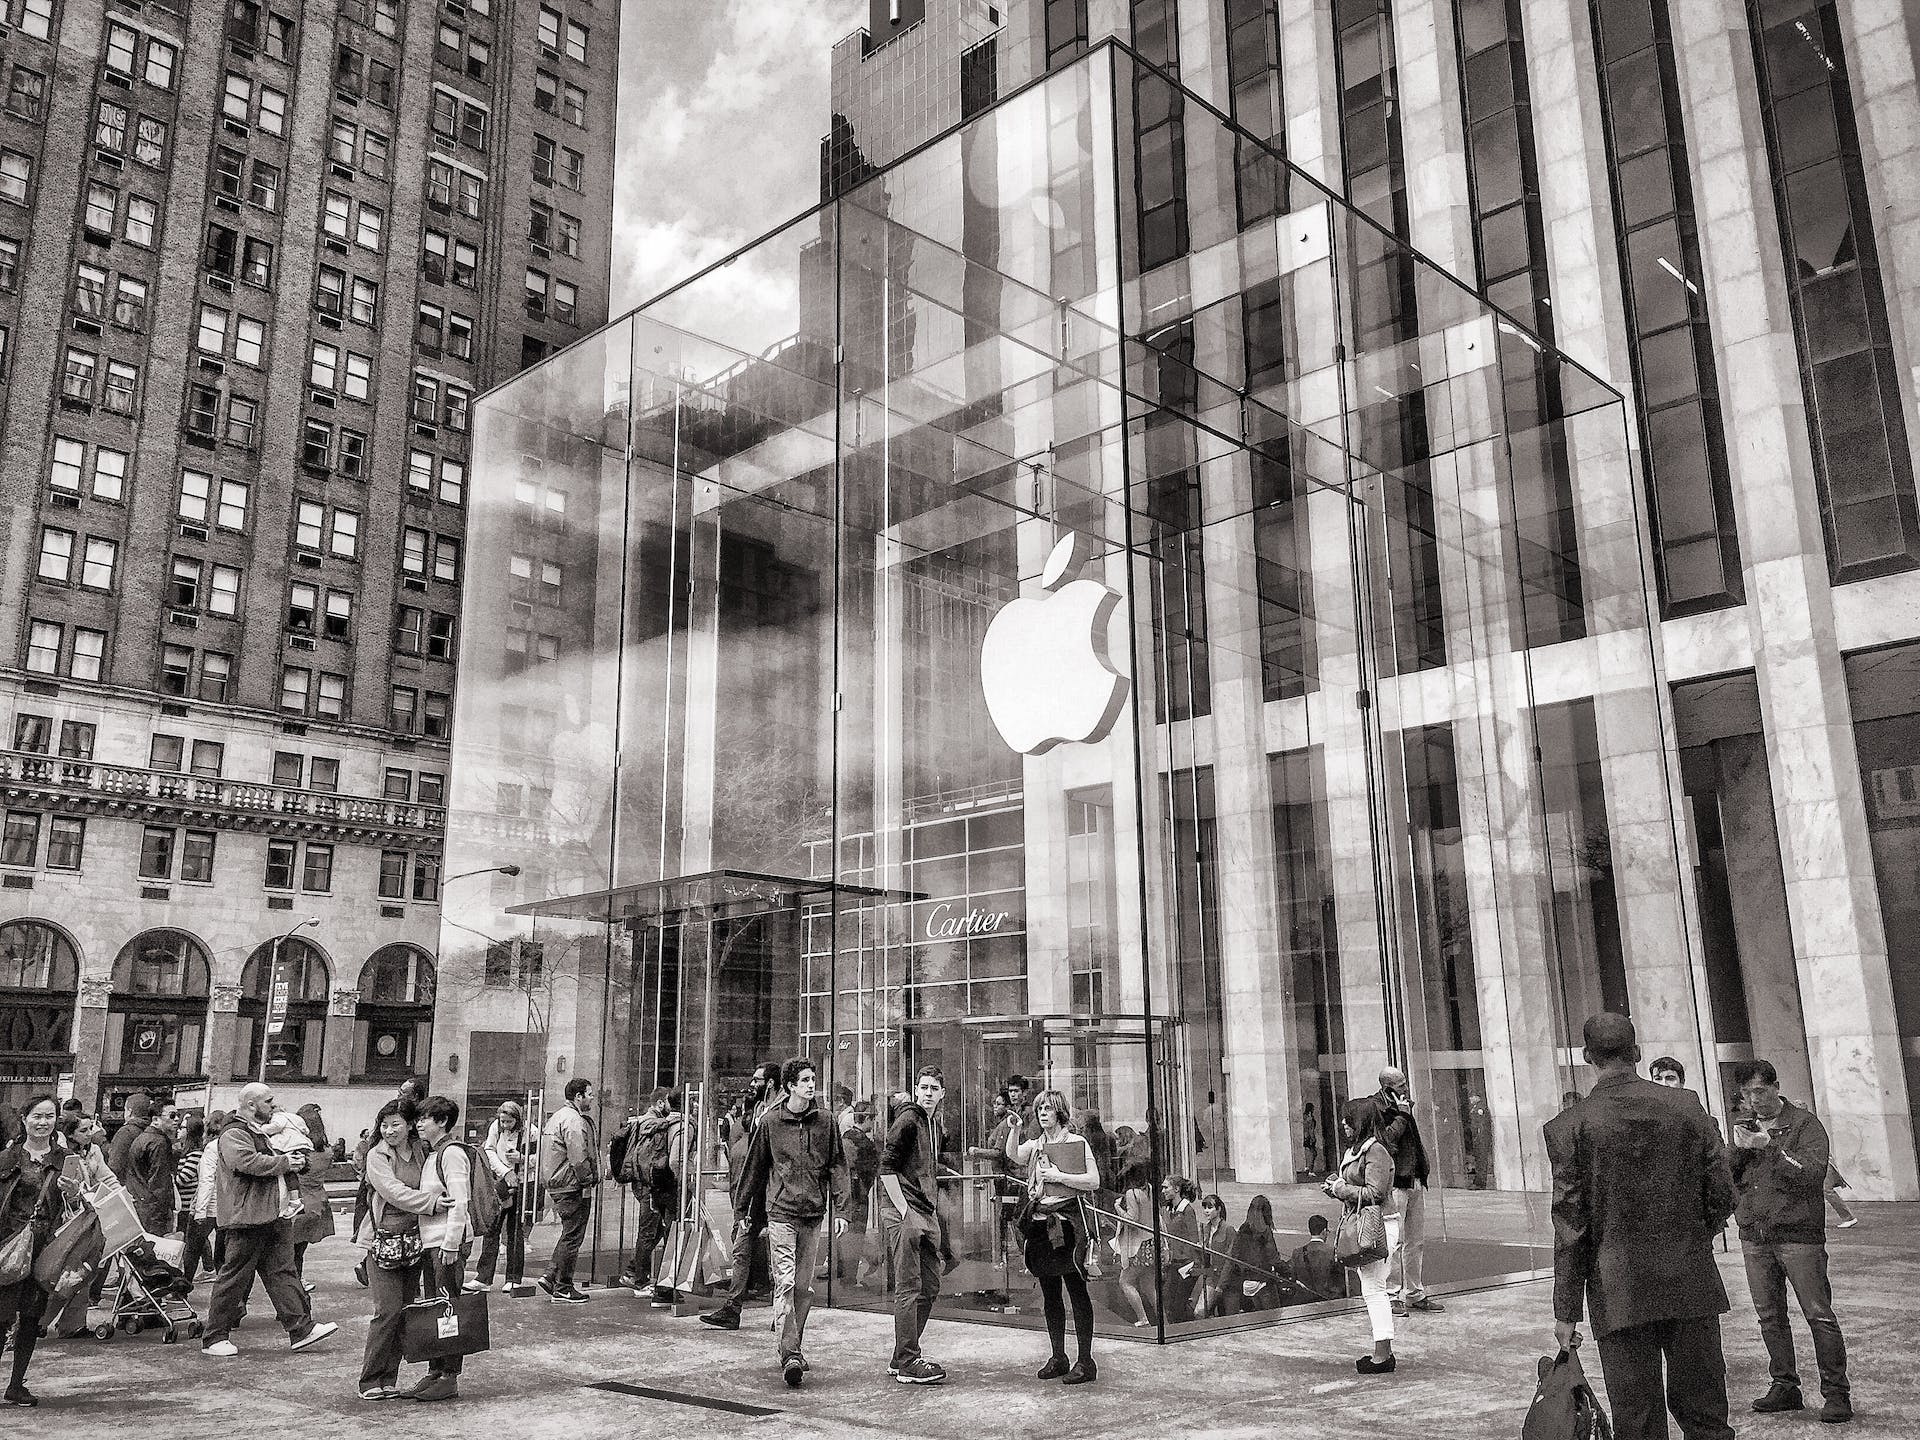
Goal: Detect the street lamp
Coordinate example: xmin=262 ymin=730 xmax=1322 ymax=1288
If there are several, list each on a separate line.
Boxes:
xmin=257 ymin=916 xmax=320 ymax=1083
xmin=443 ymin=863 xmax=521 ymax=884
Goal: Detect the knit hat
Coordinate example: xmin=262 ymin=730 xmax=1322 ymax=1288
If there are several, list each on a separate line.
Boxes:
xmin=125 ymin=1094 xmax=153 ymax=1123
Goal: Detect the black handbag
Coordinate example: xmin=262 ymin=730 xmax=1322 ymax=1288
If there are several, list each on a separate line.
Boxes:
xmin=400 ymin=1289 xmax=491 ymax=1362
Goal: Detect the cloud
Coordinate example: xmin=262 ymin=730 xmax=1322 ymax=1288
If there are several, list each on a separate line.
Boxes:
xmin=613 ymin=2 xmax=862 ymax=318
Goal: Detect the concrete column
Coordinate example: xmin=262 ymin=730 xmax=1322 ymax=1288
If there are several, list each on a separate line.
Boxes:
xmin=1666 ymin=0 xmax=1917 ymax=1197
xmin=1388 ymin=0 xmax=1477 ymax=279
xmin=1279 ymin=0 xmax=1341 ymax=185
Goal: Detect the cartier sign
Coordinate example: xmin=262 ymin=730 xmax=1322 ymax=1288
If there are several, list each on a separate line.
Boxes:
xmin=921 ymin=902 xmax=1017 ymax=940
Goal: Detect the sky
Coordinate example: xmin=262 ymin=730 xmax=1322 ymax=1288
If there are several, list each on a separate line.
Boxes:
xmin=611 ymin=1 xmax=866 ymax=318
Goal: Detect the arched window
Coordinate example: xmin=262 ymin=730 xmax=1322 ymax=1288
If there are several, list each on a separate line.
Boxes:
xmin=233 ymin=938 xmax=331 ymax=1082
xmin=0 ymin=920 xmax=80 ymax=1106
xmin=354 ymin=944 xmax=435 ymax=1082
xmin=106 ymin=930 xmax=211 ymax=1089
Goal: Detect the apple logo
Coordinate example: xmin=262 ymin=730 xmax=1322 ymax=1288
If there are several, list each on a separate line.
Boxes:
xmin=980 ymin=532 xmax=1130 ymax=755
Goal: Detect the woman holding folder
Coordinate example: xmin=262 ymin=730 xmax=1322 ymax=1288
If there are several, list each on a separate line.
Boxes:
xmin=1005 ymin=1089 xmax=1101 ymax=1385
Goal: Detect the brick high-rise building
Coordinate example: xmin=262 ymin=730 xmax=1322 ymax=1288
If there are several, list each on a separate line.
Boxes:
xmin=0 ymin=0 xmax=618 ymax=1132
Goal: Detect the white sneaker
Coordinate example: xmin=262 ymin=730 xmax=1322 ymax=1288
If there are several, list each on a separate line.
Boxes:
xmin=462 ymin=1280 xmax=489 ymax=1294
xmin=202 ymin=1340 xmax=239 ymax=1358
xmin=289 ymin=1321 xmax=337 ymax=1352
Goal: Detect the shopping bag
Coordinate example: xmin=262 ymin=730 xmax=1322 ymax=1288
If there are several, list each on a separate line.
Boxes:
xmin=0 ymin=1224 xmax=33 ymax=1286
xmin=400 ymin=1291 xmax=491 ymax=1362
xmin=34 ymin=1208 xmax=104 ymax=1298
xmin=147 ymin=1234 xmax=185 ymax=1269
xmin=1522 ymin=1348 xmax=1614 ymax=1440
xmin=90 ymin=1185 xmax=144 ymax=1256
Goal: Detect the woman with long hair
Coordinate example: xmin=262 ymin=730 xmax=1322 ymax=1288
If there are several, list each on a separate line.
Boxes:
xmin=0 ymin=1095 xmax=69 ymax=1405
xmin=1005 ymin=1088 xmax=1100 ymax=1384
xmin=1191 ymin=1193 xmax=1236 ymax=1318
xmin=1227 ymin=1194 xmax=1286 ymax=1313
xmin=355 ymin=1099 xmax=451 ymax=1401
xmin=292 ymin=1104 xmax=336 ymax=1289
xmin=472 ymin=1100 xmax=526 ymax=1291
xmin=1324 ymin=1097 xmax=1398 ymax=1374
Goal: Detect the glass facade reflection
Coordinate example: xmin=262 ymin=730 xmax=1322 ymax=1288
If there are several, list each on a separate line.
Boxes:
xmin=440 ymin=43 xmax=1705 ymax=1340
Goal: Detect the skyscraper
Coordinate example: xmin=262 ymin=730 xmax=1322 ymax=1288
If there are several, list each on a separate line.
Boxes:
xmin=0 ymin=0 xmax=618 ymax=1130
xmin=811 ymin=0 xmax=1920 ymax=1195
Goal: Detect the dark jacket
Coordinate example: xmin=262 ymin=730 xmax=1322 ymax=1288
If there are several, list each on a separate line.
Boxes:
xmin=1290 ymin=1236 xmax=1340 ymax=1301
xmin=879 ymin=1101 xmax=937 ymax=1218
xmin=743 ymin=1099 xmax=849 ymax=1225
xmin=126 ymin=1126 xmax=176 ymax=1233
xmin=1375 ymin=1090 xmax=1430 ymax=1189
xmin=213 ymin=1114 xmax=300 ymax=1229
xmin=106 ymin=1118 xmax=144 ymax=1186
xmin=1730 ymin=1098 xmax=1829 ymax=1246
xmin=1545 ymin=1071 xmax=1735 ymax=1340
xmin=0 ymin=1138 xmax=67 ymax=1307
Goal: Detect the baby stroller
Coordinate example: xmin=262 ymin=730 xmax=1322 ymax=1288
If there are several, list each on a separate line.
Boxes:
xmin=93 ymin=1240 xmax=204 ymax=1344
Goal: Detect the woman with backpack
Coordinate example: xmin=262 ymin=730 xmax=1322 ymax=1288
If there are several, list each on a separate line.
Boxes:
xmin=471 ymin=1101 xmax=527 ymax=1292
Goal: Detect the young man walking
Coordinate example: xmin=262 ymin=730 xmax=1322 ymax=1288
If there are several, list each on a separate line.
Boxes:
xmin=701 ymin=1061 xmax=781 ymax=1330
xmin=1546 ymin=1014 xmax=1737 ymax=1440
xmin=1730 ymin=1060 xmax=1852 ymax=1425
xmin=880 ymin=1067 xmax=947 ymax=1384
xmin=739 ymin=1057 xmax=847 ymax=1387
xmin=202 ymin=1082 xmax=338 ymax=1357
xmin=537 ymin=1077 xmax=600 ymax=1304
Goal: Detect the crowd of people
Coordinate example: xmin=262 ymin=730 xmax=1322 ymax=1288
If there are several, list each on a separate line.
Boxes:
xmin=0 ymin=1025 xmax=1870 ymax=1421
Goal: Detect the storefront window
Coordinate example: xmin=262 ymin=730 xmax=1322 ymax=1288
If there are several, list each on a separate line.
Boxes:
xmin=234 ymin=937 xmax=331 ymax=1081
xmin=104 ymin=929 xmax=210 ymax=1103
xmin=0 ymin=919 xmax=79 ymax=1107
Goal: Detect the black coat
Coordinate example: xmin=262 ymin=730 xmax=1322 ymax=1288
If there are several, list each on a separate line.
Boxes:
xmin=1730 ymin=1098 xmax=1829 ymax=1245
xmin=0 ymin=1139 xmax=66 ymax=1311
xmin=1545 ymin=1071 xmax=1735 ymax=1340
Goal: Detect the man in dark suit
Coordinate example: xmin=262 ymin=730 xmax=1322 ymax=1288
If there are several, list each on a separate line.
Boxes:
xmin=1546 ymin=1013 xmax=1737 ymax=1440
xmin=1290 ymin=1213 xmax=1342 ymax=1301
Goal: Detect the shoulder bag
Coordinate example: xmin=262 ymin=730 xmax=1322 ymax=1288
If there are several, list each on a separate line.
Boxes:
xmin=1332 ymin=1200 xmax=1388 ymax=1268
xmin=370 ymin=1203 xmax=422 ymax=1271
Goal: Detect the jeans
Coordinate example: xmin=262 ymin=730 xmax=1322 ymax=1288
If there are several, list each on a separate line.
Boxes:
xmin=180 ymin=1217 xmax=217 ymax=1284
xmin=768 ymin=1218 xmax=824 ymax=1360
xmin=1387 ymin=1182 xmax=1428 ymax=1302
xmin=545 ymin=1191 xmax=592 ymax=1289
xmin=724 ymin=1212 xmax=766 ymax=1304
xmin=205 ymin=1219 xmax=311 ymax=1346
xmin=629 ymin=1180 xmax=677 ymax=1283
xmin=1744 ymin=1240 xmax=1849 ymax=1400
xmin=477 ymin=1183 xmax=524 ymax=1285
xmin=1354 ymin=1214 xmax=1400 ymax=1343
xmin=882 ymin=1206 xmax=942 ymax=1368
xmin=359 ymin=1252 xmax=465 ymax=1390
xmin=1594 ymin=1314 xmax=1734 ymax=1440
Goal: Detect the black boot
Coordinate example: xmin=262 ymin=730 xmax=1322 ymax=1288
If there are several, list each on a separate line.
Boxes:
xmin=1752 ymin=1382 xmax=1803 ymax=1413
xmin=1037 ymin=1356 xmax=1069 ymax=1380
xmin=699 ymin=1302 xmax=740 ymax=1329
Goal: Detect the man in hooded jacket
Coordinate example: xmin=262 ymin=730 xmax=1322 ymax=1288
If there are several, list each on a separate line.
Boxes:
xmin=739 ymin=1057 xmax=847 ymax=1387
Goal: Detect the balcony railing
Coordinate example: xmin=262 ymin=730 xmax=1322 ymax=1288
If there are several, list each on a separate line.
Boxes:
xmin=0 ymin=749 xmax=445 ymax=840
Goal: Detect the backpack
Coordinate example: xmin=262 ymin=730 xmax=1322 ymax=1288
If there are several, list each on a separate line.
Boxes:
xmin=843 ymin=1127 xmax=879 ymax=1186
xmin=435 ymin=1140 xmax=501 ymax=1237
xmin=607 ymin=1121 xmax=633 ymax=1185
xmin=623 ymin=1117 xmax=677 ymax=1186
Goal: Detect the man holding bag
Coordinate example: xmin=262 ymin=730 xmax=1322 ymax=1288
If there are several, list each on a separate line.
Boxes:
xmin=1545 ymin=1014 xmax=1736 ymax=1440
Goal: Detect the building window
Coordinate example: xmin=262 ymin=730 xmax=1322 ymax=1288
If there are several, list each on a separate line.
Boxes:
xmin=46 ymin=817 xmax=84 ymax=870
xmin=279 ymin=665 xmax=309 ymax=713
xmin=0 ymin=149 xmax=31 ymax=206
xmin=199 ymin=652 xmax=232 ymax=703
xmin=384 ymin=768 xmax=412 ymax=801
xmin=138 ymin=826 xmax=174 ymax=879
xmin=1 ymin=811 xmax=39 ymax=867
xmin=190 ymin=740 xmax=225 ymax=777
xmin=69 ymin=628 xmax=104 ymax=681
xmin=265 ymin=839 xmax=296 ymax=889
xmin=301 ymin=843 xmax=333 ymax=893
xmin=309 ymin=757 xmax=338 ymax=792
xmin=1224 ymin=0 xmax=1285 ymax=228
xmin=390 ymin=685 xmax=417 ymax=732
xmin=379 ymin=849 xmax=406 ymax=899
xmin=1747 ymin=0 xmax=1918 ymax=580
xmin=354 ymin=946 xmax=436 ymax=1082
xmin=1591 ymin=0 xmax=1742 ymax=614
xmin=35 ymin=527 xmax=72 ymax=583
xmin=25 ymin=620 xmax=59 ymax=674
xmin=531 ymin=133 xmax=555 ymax=184
xmin=159 ymin=645 xmax=193 ymax=696
xmin=235 ymin=939 xmax=328 ymax=1081
xmin=5 ymin=65 xmax=46 ymax=122
xmin=180 ymin=830 xmax=216 ymax=884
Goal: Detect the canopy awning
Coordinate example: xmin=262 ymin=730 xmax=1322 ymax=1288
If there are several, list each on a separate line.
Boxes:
xmin=505 ymin=867 xmax=925 ymax=925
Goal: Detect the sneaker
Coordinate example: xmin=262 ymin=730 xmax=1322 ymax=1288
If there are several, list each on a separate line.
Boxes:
xmin=894 ymin=1358 xmax=945 ymax=1385
xmin=290 ymin=1321 xmax=337 ymax=1352
xmin=611 ymin=1272 xmax=641 ymax=1291
xmin=1390 ymin=1299 xmax=1409 ymax=1318
xmin=462 ymin=1279 xmax=490 ymax=1294
xmin=3 ymin=1386 xmax=37 ymax=1408
xmin=1820 ymin=1396 xmax=1852 ymax=1424
xmin=783 ymin=1356 xmax=804 ymax=1388
xmin=1752 ymin=1383 xmax=1804 ymax=1413
xmin=353 ymin=1260 xmax=369 ymax=1288
xmin=1064 ymin=1359 xmax=1098 ymax=1386
xmin=551 ymin=1285 xmax=589 ymax=1305
xmin=302 ymin=1282 xmax=316 ymax=1294
xmin=202 ymin=1340 xmax=239 ymax=1358
xmin=409 ymin=1375 xmax=459 ymax=1403
xmin=648 ymin=1286 xmax=675 ymax=1307
xmin=699 ymin=1305 xmax=740 ymax=1330
xmin=359 ymin=1387 xmax=403 ymax=1401
xmin=1408 ymin=1296 xmax=1445 ymax=1312
xmin=536 ymin=1275 xmax=559 ymax=1299
xmin=1836 ymin=1217 xmax=1859 ymax=1229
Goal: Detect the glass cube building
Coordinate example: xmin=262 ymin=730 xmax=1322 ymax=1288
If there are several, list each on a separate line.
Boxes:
xmin=439 ymin=41 xmax=1700 ymax=1339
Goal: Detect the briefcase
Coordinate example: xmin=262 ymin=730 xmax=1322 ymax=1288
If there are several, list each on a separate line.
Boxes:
xmin=400 ymin=1291 xmax=491 ymax=1362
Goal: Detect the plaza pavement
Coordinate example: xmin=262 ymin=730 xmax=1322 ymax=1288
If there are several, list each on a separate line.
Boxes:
xmin=15 ymin=1202 xmax=1917 ymax=1438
